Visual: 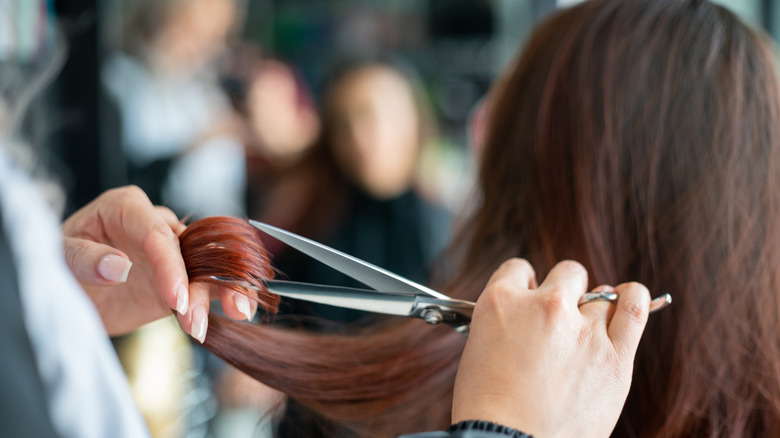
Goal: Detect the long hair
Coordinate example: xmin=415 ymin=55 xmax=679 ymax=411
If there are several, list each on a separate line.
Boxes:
xmin=466 ymin=0 xmax=780 ymax=436
xmin=182 ymin=1 xmax=780 ymax=436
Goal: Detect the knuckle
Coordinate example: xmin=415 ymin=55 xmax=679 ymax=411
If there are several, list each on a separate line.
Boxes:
xmin=625 ymin=281 xmax=650 ymax=297
xmin=155 ymin=205 xmax=176 ymax=217
xmin=500 ymin=257 xmax=533 ymax=273
xmin=621 ymin=299 xmax=647 ymax=323
xmin=154 ymin=206 xmax=180 ymax=224
xmin=122 ymin=184 xmax=147 ymax=198
xmin=151 ymin=221 xmax=177 ymax=241
xmin=107 ymin=185 xmax=147 ymax=203
xmin=141 ymin=220 xmax=179 ymax=254
xmin=64 ymin=239 xmax=89 ymax=269
xmin=479 ymin=280 xmax=517 ymax=317
xmin=577 ymin=324 xmax=595 ymax=345
xmin=491 ymin=276 xmax=518 ymax=295
xmin=538 ymin=291 xmax=566 ymax=317
xmin=556 ymin=259 xmax=587 ymax=275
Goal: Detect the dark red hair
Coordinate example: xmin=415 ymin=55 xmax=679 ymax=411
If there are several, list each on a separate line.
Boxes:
xmin=178 ymin=216 xmax=463 ymax=436
xmin=178 ymin=216 xmax=279 ymax=313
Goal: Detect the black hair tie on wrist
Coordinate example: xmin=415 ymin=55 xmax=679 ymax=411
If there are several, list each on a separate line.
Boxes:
xmin=448 ymin=420 xmax=533 ymax=438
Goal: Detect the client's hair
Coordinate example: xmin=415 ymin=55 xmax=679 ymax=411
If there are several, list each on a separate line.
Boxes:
xmin=179 ymin=216 xmax=465 ymax=436
xmin=181 ymin=1 xmax=780 ymax=437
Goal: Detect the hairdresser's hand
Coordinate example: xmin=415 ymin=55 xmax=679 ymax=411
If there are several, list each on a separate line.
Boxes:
xmin=452 ymin=259 xmax=650 ymax=438
xmin=61 ymin=186 xmax=255 ymax=340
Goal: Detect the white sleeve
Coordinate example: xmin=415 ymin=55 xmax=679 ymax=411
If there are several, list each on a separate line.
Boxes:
xmin=0 ymin=150 xmax=150 ymax=438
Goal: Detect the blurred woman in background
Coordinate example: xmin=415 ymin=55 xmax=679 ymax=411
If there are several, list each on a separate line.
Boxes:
xmin=265 ymin=60 xmax=451 ymax=322
xmin=102 ymin=0 xmax=246 ymax=218
xmin=222 ymin=47 xmax=322 ymax=253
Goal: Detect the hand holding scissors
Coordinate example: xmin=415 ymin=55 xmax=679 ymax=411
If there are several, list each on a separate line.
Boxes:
xmin=452 ymin=259 xmax=657 ymax=437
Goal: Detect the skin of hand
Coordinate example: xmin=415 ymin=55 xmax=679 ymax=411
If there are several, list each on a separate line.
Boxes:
xmin=61 ymin=186 xmax=256 ymax=341
xmin=452 ymin=259 xmax=651 ymax=438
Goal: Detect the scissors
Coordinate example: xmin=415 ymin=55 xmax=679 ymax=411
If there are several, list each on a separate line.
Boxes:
xmin=216 ymin=220 xmax=671 ymax=337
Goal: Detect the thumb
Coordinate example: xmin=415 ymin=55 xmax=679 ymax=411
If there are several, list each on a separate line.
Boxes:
xmin=63 ymin=237 xmax=133 ymax=285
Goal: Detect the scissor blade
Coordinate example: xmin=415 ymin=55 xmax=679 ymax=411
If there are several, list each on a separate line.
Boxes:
xmin=250 ymin=220 xmax=449 ymax=299
xmin=265 ymin=280 xmax=418 ymax=316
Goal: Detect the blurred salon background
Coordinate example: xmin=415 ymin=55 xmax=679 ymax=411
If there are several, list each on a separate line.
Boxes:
xmin=5 ymin=0 xmax=777 ymax=436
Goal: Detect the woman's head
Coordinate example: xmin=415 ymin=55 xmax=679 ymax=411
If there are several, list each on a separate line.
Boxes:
xmin=246 ymin=60 xmax=321 ymax=163
xmin=322 ymin=62 xmax=432 ymax=199
xmin=459 ymin=0 xmax=780 ymax=435
xmin=119 ymin=0 xmax=238 ymax=73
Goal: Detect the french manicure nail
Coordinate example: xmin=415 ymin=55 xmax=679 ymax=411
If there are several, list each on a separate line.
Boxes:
xmin=98 ymin=255 xmax=132 ymax=283
xmin=234 ymin=293 xmax=252 ymax=320
xmin=176 ymin=284 xmax=189 ymax=316
xmin=192 ymin=306 xmax=208 ymax=344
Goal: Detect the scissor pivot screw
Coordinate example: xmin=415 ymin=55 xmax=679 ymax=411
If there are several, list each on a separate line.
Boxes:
xmin=422 ymin=307 xmax=444 ymax=325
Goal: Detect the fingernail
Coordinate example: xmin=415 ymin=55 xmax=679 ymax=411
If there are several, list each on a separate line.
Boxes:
xmin=176 ymin=284 xmax=188 ymax=316
xmin=98 ymin=255 xmax=132 ymax=283
xmin=192 ymin=305 xmax=208 ymax=344
xmin=234 ymin=293 xmax=252 ymax=320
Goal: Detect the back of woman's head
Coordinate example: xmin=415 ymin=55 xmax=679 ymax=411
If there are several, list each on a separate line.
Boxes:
xmin=462 ymin=0 xmax=780 ymax=435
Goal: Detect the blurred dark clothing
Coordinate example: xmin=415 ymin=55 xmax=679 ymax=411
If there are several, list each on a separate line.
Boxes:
xmin=272 ymin=187 xmax=452 ymax=325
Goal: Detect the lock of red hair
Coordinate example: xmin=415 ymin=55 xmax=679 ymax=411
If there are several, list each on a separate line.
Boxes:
xmin=178 ymin=216 xmax=280 ymax=313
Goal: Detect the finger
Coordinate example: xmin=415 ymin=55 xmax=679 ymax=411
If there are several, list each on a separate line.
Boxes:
xmin=483 ymin=258 xmax=537 ymax=293
xmin=219 ymin=288 xmax=257 ymax=321
xmin=63 ymin=237 xmax=132 ymax=285
xmin=537 ymin=260 xmax=589 ymax=303
xmin=579 ymin=284 xmax=616 ymax=323
xmin=154 ymin=206 xmax=186 ymax=235
xmin=102 ymin=187 xmax=190 ymax=316
xmin=607 ymin=282 xmax=651 ymax=356
xmin=178 ymin=281 xmax=211 ymax=343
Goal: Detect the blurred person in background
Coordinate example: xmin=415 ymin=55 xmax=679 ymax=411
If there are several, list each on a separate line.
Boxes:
xmin=102 ymin=0 xmax=246 ymax=218
xmin=222 ymin=47 xmax=322 ymax=256
xmin=265 ymin=60 xmax=452 ymax=326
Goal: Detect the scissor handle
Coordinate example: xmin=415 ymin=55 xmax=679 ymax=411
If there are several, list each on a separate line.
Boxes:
xmin=578 ymin=291 xmax=672 ymax=314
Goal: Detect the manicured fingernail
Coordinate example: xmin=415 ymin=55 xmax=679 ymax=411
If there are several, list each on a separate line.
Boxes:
xmin=176 ymin=284 xmax=188 ymax=316
xmin=192 ymin=306 xmax=208 ymax=344
xmin=234 ymin=293 xmax=252 ymax=320
xmin=98 ymin=255 xmax=132 ymax=283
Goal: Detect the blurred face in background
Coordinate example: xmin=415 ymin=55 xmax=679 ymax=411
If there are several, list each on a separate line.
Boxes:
xmin=153 ymin=0 xmax=236 ymax=73
xmin=327 ymin=66 xmax=420 ymax=199
xmin=246 ymin=61 xmax=321 ymax=163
